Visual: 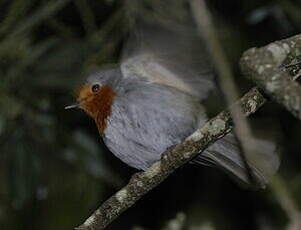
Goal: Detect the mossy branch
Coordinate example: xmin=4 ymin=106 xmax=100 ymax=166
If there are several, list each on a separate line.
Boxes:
xmin=240 ymin=34 xmax=301 ymax=119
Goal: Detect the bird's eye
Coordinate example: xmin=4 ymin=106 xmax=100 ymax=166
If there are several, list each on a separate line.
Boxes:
xmin=91 ymin=84 xmax=100 ymax=92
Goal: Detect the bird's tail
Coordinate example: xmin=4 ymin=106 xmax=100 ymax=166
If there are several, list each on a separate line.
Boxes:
xmin=194 ymin=133 xmax=280 ymax=188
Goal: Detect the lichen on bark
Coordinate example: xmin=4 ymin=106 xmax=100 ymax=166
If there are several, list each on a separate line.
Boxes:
xmin=240 ymin=34 xmax=301 ymax=119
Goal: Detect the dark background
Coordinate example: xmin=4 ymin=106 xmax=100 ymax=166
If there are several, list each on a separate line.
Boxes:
xmin=1 ymin=0 xmax=301 ymax=230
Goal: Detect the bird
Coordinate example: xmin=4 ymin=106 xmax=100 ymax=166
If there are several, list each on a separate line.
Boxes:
xmin=66 ymin=25 xmax=280 ymax=188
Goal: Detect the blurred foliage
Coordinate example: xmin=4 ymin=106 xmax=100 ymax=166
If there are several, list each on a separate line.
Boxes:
xmin=0 ymin=0 xmax=301 ymax=230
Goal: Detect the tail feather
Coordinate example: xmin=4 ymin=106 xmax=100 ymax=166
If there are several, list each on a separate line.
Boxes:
xmin=194 ymin=133 xmax=280 ymax=188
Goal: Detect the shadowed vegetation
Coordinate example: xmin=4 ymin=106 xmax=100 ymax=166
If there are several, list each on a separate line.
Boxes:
xmin=1 ymin=1 xmax=301 ymax=230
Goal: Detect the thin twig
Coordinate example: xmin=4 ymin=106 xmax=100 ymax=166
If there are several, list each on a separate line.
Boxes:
xmin=190 ymin=0 xmax=257 ymax=185
xmin=269 ymin=177 xmax=301 ymax=230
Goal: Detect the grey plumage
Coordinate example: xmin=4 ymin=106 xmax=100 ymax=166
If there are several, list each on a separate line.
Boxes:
xmin=121 ymin=26 xmax=215 ymax=100
xmin=103 ymin=78 xmax=206 ymax=170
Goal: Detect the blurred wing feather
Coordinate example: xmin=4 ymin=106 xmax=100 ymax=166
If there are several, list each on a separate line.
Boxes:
xmin=121 ymin=26 xmax=215 ymax=100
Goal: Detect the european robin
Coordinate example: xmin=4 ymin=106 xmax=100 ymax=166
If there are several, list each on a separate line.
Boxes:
xmin=66 ymin=26 xmax=280 ymax=188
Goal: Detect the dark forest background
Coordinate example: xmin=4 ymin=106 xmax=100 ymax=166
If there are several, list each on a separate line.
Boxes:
xmin=1 ymin=0 xmax=301 ymax=230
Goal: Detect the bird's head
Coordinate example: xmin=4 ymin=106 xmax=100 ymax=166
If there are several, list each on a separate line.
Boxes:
xmin=66 ymin=68 xmax=121 ymax=133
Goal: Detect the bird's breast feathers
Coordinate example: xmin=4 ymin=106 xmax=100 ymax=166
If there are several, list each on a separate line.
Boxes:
xmin=102 ymin=83 xmax=207 ymax=170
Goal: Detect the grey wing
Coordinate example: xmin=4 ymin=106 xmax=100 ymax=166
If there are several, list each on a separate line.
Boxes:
xmin=120 ymin=26 xmax=215 ymax=100
xmin=195 ymin=131 xmax=280 ymax=188
xmin=103 ymin=83 xmax=207 ymax=170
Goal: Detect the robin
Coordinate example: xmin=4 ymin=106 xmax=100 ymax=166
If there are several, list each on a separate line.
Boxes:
xmin=66 ymin=26 xmax=280 ymax=188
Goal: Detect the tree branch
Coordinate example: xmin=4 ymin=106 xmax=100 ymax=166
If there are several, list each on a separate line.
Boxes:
xmin=75 ymin=87 xmax=266 ymax=230
xmin=240 ymin=34 xmax=301 ymax=119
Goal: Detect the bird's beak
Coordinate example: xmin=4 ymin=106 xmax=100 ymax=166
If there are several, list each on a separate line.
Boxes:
xmin=64 ymin=100 xmax=84 ymax=110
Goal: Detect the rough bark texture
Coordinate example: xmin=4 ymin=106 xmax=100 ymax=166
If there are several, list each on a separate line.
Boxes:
xmin=75 ymin=87 xmax=266 ymax=230
xmin=240 ymin=34 xmax=301 ymax=119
